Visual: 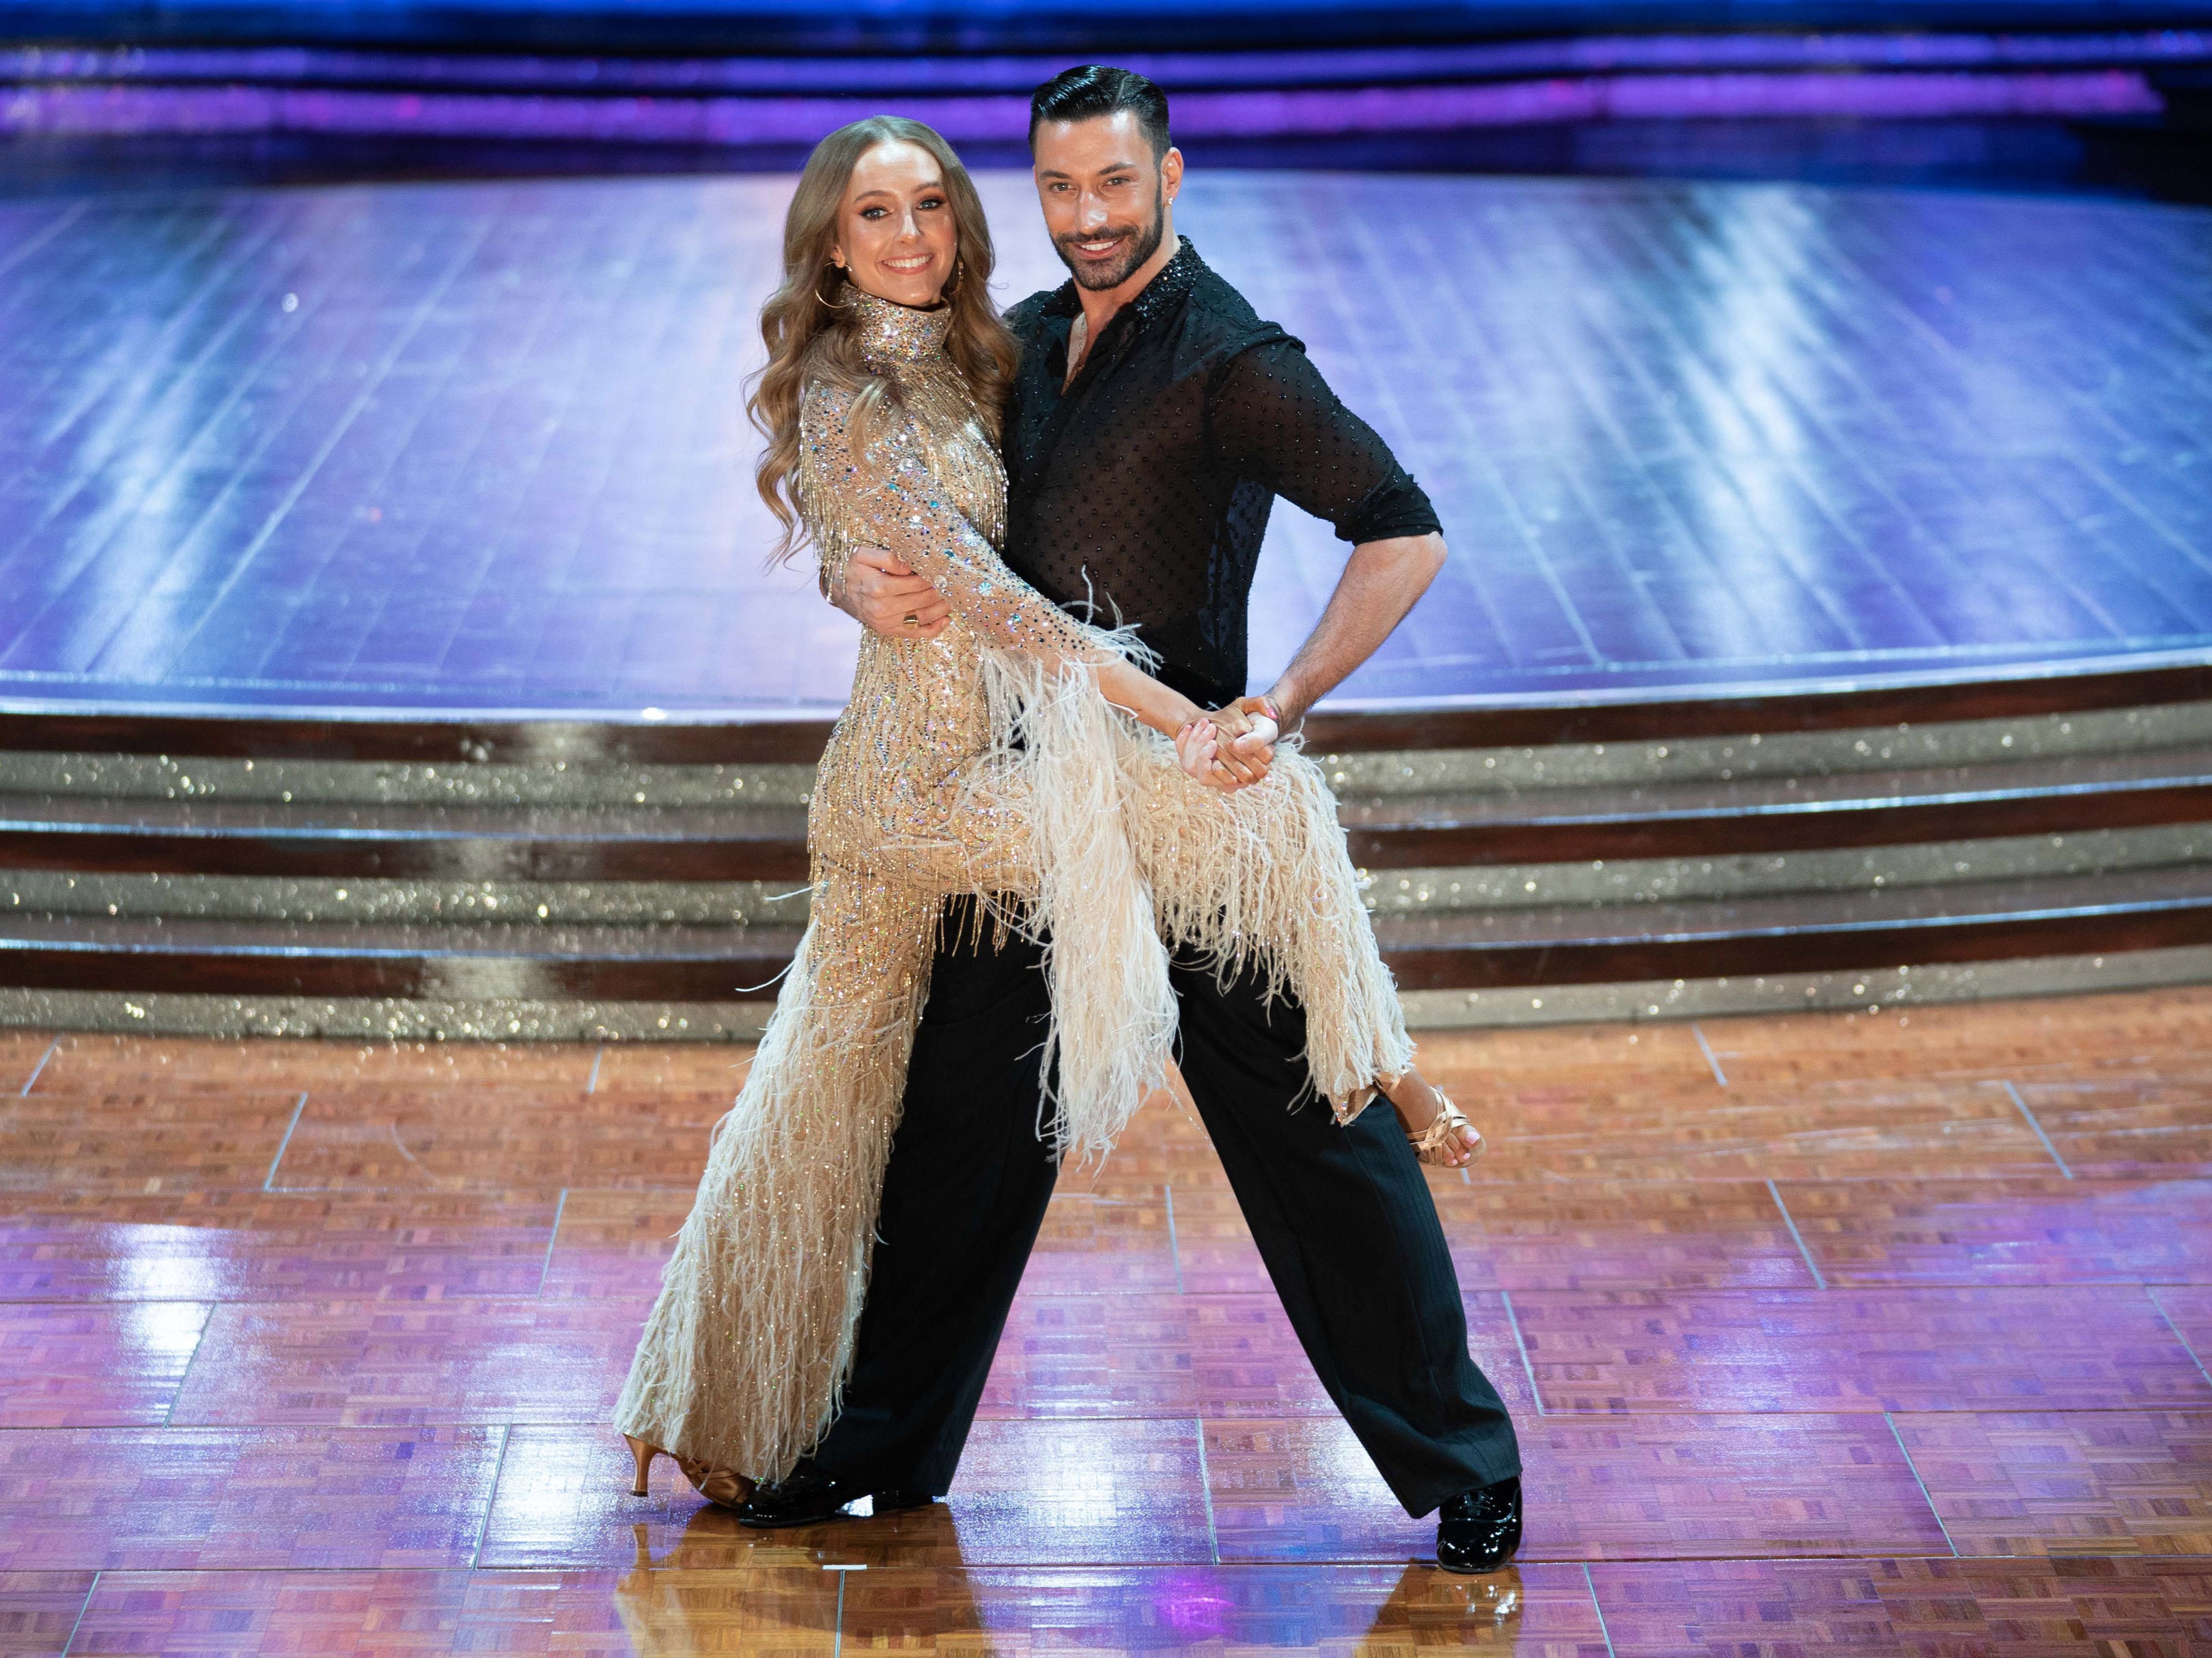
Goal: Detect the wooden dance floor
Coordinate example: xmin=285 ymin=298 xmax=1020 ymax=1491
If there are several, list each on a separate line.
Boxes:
xmin=3 ymin=171 xmax=2211 ymax=719
xmin=9 ymin=991 xmax=2212 ymax=1649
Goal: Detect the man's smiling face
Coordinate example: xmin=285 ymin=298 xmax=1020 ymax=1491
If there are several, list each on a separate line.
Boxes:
xmin=1032 ymin=110 xmax=1181 ymax=292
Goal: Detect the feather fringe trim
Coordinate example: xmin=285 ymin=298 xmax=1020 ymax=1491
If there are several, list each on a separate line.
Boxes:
xmin=611 ymin=898 xmax=933 ymax=1480
xmin=1125 ymin=733 xmax=1414 ymax=1119
xmin=981 ymin=625 xmax=1410 ymax=1122
xmin=975 ymin=641 xmax=1177 ymax=1166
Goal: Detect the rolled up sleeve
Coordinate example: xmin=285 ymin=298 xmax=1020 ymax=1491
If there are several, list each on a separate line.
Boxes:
xmin=1207 ymin=339 xmax=1442 ymax=546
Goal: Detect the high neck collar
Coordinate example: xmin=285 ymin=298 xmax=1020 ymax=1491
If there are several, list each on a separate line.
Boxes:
xmin=850 ymin=287 xmax=954 ymax=365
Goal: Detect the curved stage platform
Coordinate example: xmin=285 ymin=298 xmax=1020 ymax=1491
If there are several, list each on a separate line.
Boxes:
xmin=3 ymin=169 xmax=2212 ymax=1035
xmin=8 ymin=167 xmax=2212 ymax=721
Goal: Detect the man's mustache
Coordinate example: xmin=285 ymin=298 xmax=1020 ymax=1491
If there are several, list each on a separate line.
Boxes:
xmin=1054 ymin=227 xmax=1137 ymax=250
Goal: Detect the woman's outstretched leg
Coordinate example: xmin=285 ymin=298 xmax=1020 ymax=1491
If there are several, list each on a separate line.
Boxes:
xmin=800 ymin=897 xmax=1061 ymax=1499
xmin=613 ymin=869 xmax=939 ymax=1487
xmin=1379 ymin=1067 xmax=1486 ymax=1168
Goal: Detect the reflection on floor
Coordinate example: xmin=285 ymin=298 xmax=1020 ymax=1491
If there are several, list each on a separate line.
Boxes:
xmin=8 ymin=987 xmax=2212 ymax=1650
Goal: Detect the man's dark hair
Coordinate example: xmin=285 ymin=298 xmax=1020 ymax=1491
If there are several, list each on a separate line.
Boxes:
xmin=1028 ymin=64 xmax=1173 ymax=160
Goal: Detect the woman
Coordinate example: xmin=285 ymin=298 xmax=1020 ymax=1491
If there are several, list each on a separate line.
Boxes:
xmin=614 ymin=115 xmax=1480 ymax=1505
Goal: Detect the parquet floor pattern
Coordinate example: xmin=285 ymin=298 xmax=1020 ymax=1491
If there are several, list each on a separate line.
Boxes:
xmin=10 ymin=989 xmax=2212 ymax=1651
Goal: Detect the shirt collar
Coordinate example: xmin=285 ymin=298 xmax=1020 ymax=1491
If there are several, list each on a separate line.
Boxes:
xmin=1043 ymin=236 xmax=1202 ymax=328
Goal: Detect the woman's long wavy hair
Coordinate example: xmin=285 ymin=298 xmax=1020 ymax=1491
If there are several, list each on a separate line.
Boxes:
xmin=750 ymin=116 xmax=1019 ymax=563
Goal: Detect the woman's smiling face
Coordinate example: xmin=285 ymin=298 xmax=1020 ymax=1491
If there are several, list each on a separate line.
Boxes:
xmin=833 ymin=139 xmax=958 ymax=309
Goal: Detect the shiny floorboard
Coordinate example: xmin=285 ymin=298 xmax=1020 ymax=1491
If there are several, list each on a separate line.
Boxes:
xmin=11 ymin=989 xmax=2212 ymax=1650
xmin=2 ymin=173 xmax=2209 ymax=718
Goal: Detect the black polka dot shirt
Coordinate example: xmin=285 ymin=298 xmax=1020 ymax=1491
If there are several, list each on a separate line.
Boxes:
xmin=1000 ymin=238 xmax=1442 ymax=710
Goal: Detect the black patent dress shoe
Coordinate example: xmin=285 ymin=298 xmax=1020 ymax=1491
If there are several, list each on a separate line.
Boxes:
xmin=1436 ymin=1476 xmax=1522 ymax=1573
xmin=735 ymin=1464 xmax=856 ymax=1528
xmin=735 ymin=1465 xmax=937 ymax=1529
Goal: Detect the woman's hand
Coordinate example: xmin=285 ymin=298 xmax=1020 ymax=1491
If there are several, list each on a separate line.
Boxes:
xmin=1177 ymin=719 xmax=1233 ymax=791
xmin=1094 ymin=666 xmax=1270 ymax=788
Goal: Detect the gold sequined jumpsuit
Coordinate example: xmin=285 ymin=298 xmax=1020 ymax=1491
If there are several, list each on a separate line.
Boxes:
xmin=615 ymin=290 xmax=1410 ymax=1483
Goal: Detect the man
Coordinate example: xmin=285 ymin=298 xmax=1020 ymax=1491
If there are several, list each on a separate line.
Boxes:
xmin=738 ymin=66 xmax=1523 ymax=1574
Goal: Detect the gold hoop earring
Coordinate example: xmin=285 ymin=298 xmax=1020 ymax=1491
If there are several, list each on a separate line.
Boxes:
xmin=815 ymin=263 xmax=849 ymax=309
xmin=942 ymin=256 xmax=966 ymax=303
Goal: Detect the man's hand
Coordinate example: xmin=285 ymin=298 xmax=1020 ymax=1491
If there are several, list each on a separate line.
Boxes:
xmin=1195 ymin=697 xmax=1276 ymax=787
xmin=832 ymin=545 xmax=949 ymax=641
xmin=1217 ymin=696 xmax=1280 ymax=770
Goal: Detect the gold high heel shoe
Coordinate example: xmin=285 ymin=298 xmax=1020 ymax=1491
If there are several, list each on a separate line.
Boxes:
xmin=1407 ymin=1089 xmax=1486 ymax=1168
xmin=624 ymin=1435 xmax=755 ymax=1510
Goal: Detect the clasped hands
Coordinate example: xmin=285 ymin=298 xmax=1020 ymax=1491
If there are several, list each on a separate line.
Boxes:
xmin=832 ymin=545 xmax=1276 ymax=793
xmin=1175 ymin=697 xmax=1278 ymax=793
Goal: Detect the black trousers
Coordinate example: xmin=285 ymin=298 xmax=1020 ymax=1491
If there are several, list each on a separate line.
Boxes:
xmin=810 ymin=902 xmax=1523 ymax=1517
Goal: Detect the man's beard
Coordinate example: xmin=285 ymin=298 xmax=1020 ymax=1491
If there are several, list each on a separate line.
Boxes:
xmin=1052 ymin=193 xmax=1166 ymax=292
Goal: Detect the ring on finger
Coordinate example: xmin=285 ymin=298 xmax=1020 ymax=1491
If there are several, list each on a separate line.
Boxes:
xmin=902 ymin=613 xmax=921 ymax=627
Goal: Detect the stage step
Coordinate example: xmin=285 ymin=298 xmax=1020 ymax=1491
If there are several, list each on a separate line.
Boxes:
xmin=0 ymin=914 xmax=803 ymax=1000
xmin=1339 ymin=744 xmax=2212 ymax=866
xmin=6 ymin=688 xmax=2212 ymax=1034
xmin=0 ymin=797 xmax=813 ymax=881
xmin=4 ymin=869 xmax=2210 ymax=1003
xmin=1383 ymin=866 xmax=2212 ymax=987
xmin=10 ymin=740 xmax=2212 ymax=878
